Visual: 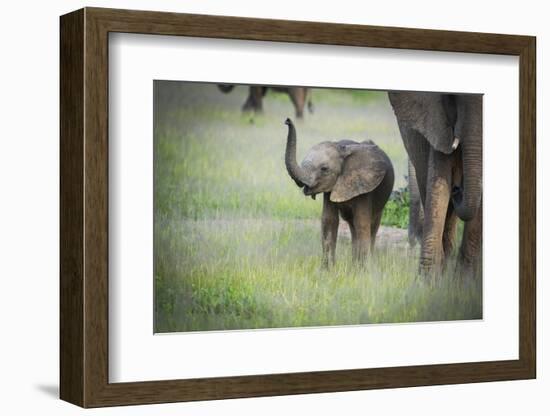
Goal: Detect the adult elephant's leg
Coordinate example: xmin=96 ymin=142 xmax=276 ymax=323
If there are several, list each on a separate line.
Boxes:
xmin=242 ymin=87 xmax=254 ymax=111
xmin=420 ymin=149 xmax=453 ymax=275
xmin=321 ymin=193 xmax=339 ymax=268
xmin=408 ymin=159 xmax=424 ymax=247
xmin=442 ymin=206 xmax=458 ymax=261
xmin=443 ymin=151 xmax=463 ymax=262
xmin=399 ymin=128 xmax=430 ymax=206
xmin=288 ymin=88 xmax=306 ymax=118
xmin=456 ymin=200 xmax=482 ymax=278
xmin=243 ymin=86 xmax=264 ymax=113
xmin=306 ymin=88 xmax=314 ymax=114
xmin=250 ymin=87 xmax=264 ymax=112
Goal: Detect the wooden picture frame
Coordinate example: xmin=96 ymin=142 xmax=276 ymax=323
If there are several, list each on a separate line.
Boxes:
xmin=60 ymin=7 xmax=536 ymax=408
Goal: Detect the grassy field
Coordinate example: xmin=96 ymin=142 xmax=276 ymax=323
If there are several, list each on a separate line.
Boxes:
xmin=154 ymin=82 xmax=482 ymax=333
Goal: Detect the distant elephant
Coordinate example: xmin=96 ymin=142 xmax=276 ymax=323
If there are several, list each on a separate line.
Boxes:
xmin=218 ymin=85 xmax=314 ymax=118
xmin=284 ymin=118 xmax=394 ymax=267
xmin=388 ymin=92 xmax=482 ymax=278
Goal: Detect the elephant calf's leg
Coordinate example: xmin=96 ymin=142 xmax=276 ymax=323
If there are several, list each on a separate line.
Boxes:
xmin=351 ymin=198 xmax=372 ymax=264
xmin=370 ymin=211 xmax=383 ymax=251
xmin=321 ymin=194 xmax=339 ymax=268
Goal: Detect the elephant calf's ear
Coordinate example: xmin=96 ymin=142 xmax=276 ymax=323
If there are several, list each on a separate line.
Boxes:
xmin=330 ymin=146 xmax=388 ymax=203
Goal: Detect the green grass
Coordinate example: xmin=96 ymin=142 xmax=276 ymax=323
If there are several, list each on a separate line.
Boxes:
xmin=155 ymin=219 xmax=481 ymax=332
xmin=382 ymin=186 xmax=412 ymax=229
xmin=153 ymin=81 xmax=481 ymax=332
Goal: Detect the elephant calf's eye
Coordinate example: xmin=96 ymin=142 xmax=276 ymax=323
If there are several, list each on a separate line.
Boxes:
xmin=320 ymin=166 xmax=329 ymax=174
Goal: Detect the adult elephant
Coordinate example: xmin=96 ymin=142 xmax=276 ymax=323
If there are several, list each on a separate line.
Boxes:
xmin=388 ymin=92 xmax=482 ymax=278
xmin=218 ymin=85 xmax=313 ymax=118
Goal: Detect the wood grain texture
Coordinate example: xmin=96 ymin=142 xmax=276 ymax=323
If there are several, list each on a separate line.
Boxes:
xmin=59 ymin=8 xmax=84 ymax=407
xmin=88 ymin=7 xmax=532 ymax=55
xmin=518 ymin=38 xmax=536 ymax=375
xmin=83 ymin=10 xmax=111 ymax=406
xmin=59 ymin=7 xmax=537 ymax=408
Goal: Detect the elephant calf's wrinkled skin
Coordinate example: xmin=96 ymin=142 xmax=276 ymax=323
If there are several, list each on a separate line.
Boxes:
xmin=284 ymin=118 xmax=394 ymax=267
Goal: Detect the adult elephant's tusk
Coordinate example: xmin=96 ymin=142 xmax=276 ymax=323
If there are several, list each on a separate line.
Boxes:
xmin=452 ymin=137 xmax=460 ymax=150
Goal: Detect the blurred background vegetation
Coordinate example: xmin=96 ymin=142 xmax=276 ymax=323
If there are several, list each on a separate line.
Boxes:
xmin=154 ymin=82 xmax=481 ymax=333
xmin=155 ymin=83 xmax=409 ymax=224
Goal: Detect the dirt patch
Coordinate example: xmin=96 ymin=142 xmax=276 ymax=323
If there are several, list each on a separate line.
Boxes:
xmin=179 ymin=218 xmax=409 ymax=249
xmin=338 ymin=222 xmax=408 ymax=248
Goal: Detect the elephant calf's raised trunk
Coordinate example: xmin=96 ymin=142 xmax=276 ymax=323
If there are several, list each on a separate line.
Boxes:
xmin=284 ymin=118 xmax=311 ymax=187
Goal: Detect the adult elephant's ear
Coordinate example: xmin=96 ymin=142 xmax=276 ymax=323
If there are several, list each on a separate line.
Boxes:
xmin=330 ymin=143 xmax=387 ymax=203
xmin=389 ymin=92 xmax=458 ymax=154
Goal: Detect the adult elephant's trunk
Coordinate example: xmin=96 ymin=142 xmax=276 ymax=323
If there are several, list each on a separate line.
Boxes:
xmin=284 ymin=118 xmax=311 ymax=187
xmin=452 ymin=95 xmax=482 ymax=222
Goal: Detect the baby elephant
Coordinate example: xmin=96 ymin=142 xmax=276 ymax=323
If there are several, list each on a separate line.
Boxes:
xmin=284 ymin=118 xmax=394 ymax=267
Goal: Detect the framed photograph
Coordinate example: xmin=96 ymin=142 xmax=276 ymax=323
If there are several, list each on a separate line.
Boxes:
xmin=60 ymin=7 xmax=536 ymax=408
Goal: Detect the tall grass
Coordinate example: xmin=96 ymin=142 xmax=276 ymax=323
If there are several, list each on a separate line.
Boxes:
xmin=155 ymin=219 xmax=481 ymax=332
xmin=154 ymin=81 xmax=481 ymax=332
